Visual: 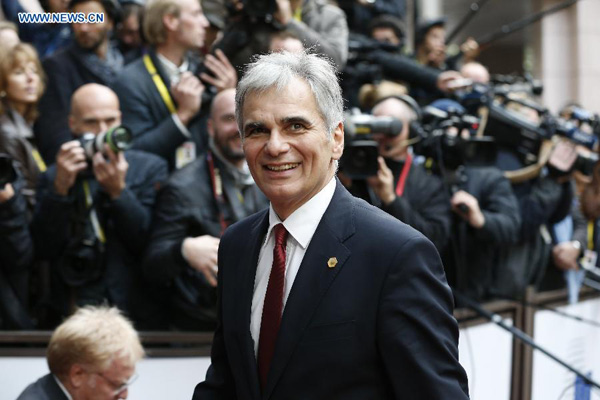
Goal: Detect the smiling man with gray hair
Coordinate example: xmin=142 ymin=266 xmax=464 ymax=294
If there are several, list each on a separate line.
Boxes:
xmin=193 ymin=50 xmax=469 ymax=400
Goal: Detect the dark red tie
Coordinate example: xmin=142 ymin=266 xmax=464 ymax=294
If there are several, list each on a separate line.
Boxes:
xmin=257 ymin=223 xmax=289 ymax=390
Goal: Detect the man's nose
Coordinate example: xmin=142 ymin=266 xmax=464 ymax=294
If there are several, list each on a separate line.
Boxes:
xmin=265 ymin=130 xmax=290 ymax=156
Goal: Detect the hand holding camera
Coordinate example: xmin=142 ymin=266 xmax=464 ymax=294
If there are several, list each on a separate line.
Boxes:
xmin=93 ymin=145 xmax=128 ymax=200
xmin=54 ymin=141 xmax=88 ymax=196
xmin=366 ymin=156 xmax=396 ymax=205
xmin=451 ymin=190 xmax=485 ymax=228
xmin=199 ymin=49 xmax=238 ymax=92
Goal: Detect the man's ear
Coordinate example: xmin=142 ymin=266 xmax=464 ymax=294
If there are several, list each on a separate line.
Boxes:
xmin=162 ymin=13 xmax=179 ymax=33
xmin=69 ymin=364 xmax=87 ymax=388
xmin=207 ymin=118 xmax=215 ymax=138
xmin=68 ymin=115 xmax=75 ymax=133
xmin=331 ymin=121 xmax=344 ymax=161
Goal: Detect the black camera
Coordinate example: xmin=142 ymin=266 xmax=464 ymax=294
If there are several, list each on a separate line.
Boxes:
xmin=0 ymin=154 xmax=17 ymax=188
xmin=78 ymin=125 xmax=132 ymax=159
xmin=412 ymin=106 xmax=497 ymax=172
xmin=340 ymin=110 xmax=403 ymax=179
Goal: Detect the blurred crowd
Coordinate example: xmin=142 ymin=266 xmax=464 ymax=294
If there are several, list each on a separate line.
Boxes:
xmin=0 ymin=0 xmax=598 ymax=331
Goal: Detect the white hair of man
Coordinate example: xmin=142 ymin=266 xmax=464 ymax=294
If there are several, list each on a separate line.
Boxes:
xmin=235 ymin=50 xmax=344 ymax=139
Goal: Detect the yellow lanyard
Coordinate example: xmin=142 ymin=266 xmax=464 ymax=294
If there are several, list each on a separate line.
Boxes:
xmin=588 ymin=220 xmax=595 ymax=251
xmin=31 ymin=148 xmax=47 ymax=172
xmin=82 ymin=180 xmax=106 ymax=244
xmin=293 ymin=5 xmax=302 ymax=21
xmin=143 ymin=54 xmax=177 ymax=114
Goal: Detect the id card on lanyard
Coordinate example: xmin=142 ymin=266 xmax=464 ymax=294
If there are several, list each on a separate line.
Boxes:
xmin=144 ymin=54 xmax=197 ymax=169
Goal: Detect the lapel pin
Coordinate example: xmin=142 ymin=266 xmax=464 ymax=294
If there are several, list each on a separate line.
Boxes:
xmin=327 ymin=257 xmax=338 ymax=268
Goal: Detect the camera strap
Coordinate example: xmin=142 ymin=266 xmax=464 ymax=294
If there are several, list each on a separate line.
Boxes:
xmin=82 ymin=180 xmax=106 ymax=244
xmin=395 ymin=153 xmax=413 ymax=197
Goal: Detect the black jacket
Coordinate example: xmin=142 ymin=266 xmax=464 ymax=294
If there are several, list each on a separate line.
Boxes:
xmin=444 ymin=166 xmax=522 ymax=300
xmin=144 ymin=153 xmax=268 ymax=330
xmin=348 ymin=158 xmax=451 ymax=252
xmin=0 ymin=175 xmax=35 ymax=329
xmin=32 ymin=150 xmax=167 ymax=328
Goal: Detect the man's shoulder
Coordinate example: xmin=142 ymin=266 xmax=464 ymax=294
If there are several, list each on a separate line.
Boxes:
xmin=349 ymin=191 xmax=428 ymax=249
xmin=114 ymin=57 xmax=150 ymax=90
xmin=125 ymin=149 xmax=168 ymax=176
xmin=17 ymin=374 xmax=66 ymax=400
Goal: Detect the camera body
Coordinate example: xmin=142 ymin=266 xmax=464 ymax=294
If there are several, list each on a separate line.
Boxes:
xmin=412 ymin=106 xmax=497 ymax=172
xmin=0 ymin=154 xmax=17 ymax=188
xmin=341 ymin=110 xmax=403 ymax=179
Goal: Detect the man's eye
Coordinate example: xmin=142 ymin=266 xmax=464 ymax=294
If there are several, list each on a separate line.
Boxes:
xmin=290 ymin=123 xmax=304 ymax=130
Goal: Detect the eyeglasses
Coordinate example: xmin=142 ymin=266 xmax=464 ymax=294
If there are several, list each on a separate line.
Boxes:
xmin=93 ymin=371 xmax=139 ymax=396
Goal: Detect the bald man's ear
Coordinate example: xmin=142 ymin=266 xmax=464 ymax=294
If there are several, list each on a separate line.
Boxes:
xmin=207 ymin=118 xmax=215 ymax=138
xmin=68 ymin=115 xmax=76 ymax=134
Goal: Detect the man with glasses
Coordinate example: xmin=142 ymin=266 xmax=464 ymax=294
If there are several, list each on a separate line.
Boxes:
xmin=16 ymin=305 xmax=144 ymax=400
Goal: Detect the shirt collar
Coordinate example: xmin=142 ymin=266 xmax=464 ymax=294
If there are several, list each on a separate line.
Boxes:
xmin=267 ymin=177 xmax=336 ymax=249
xmin=156 ymin=53 xmax=190 ymax=85
xmin=53 ymin=374 xmax=73 ymax=400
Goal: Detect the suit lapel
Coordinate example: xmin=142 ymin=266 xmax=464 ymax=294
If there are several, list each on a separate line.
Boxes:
xmin=236 ymin=210 xmax=269 ymax=399
xmin=263 ymin=181 xmax=356 ymax=399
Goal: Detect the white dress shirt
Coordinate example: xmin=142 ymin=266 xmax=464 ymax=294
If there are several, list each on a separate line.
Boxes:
xmin=156 ymin=53 xmax=192 ymax=138
xmin=54 ymin=375 xmax=73 ymax=400
xmin=250 ymin=177 xmax=336 ymax=356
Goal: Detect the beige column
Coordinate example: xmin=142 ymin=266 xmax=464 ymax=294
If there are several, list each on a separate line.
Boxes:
xmin=536 ymin=0 xmax=600 ymax=113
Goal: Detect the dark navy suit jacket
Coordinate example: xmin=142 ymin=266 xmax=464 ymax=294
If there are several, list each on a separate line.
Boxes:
xmin=17 ymin=373 xmax=69 ymax=400
xmin=193 ymin=180 xmax=469 ymax=399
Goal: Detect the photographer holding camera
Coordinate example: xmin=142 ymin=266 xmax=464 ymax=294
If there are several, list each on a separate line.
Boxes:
xmin=114 ymin=0 xmax=238 ymax=170
xmin=342 ymin=95 xmax=451 ymax=252
xmin=32 ymin=83 xmax=168 ymax=328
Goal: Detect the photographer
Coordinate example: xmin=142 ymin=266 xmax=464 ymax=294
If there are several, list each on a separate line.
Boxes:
xmin=0 ymin=161 xmax=35 ymax=329
xmin=32 ymin=84 xmax=168 ymax=328
xmin=342 ymin=95 xmax=451 ymax=252
xmin=143 ymin=89 xmax=268 ymax=330
xmin=493 ymin=113 xmax=575 ymax=298
xmin=114 ymin=0 xmax=238 ymax=170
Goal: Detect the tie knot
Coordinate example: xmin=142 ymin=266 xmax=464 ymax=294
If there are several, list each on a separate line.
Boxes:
xmin=273 ymin=224 xmax=288 ymax=247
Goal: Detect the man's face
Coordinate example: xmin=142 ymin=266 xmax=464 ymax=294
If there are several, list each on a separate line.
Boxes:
xmin=209 ymin=89 xmax=243 ymax=163
xmin=118 ymin=14 xmax=141 ymax=50
xmin=372 ymin=99 xmax=411 ymax=161
xmin=422 ymin=25 xmax=446 ymax=67
xmin=72 ymin=1 xmax=113 ymax=52
xmin=241 ymin=77 xmax=344 ymax=219
xmin=77 ymin=357 xmax=136 ymax=400
xmin=371 ymin=27 xmax=401 ymax=46
xmin=70 ymin=94 xmax=121 ymax=136
xmin=172 ymin=0 xmax=209 ymax=50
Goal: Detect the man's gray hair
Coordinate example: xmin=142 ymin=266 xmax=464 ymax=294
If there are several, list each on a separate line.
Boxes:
xmin=235 ymin=50 xmax=344 ymax=138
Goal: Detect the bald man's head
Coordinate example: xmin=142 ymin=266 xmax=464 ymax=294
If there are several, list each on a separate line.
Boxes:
xmin=371 ymin=97 xmax=417 ymax=161
xmin=460 ymin=62 xmax=490 ymax=84
xmin=69 ymin=84 xmax=121 ymax=136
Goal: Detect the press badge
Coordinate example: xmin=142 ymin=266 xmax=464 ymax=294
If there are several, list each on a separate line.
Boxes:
xmin=176 ymin=141 xmax=196 ymax=169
